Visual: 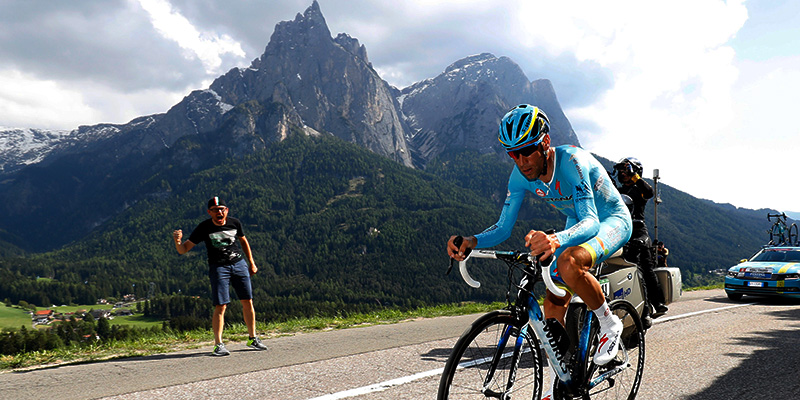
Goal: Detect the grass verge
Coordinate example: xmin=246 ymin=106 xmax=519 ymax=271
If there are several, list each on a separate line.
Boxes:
xmin=0 ymin=301 xmax=502 ymax=372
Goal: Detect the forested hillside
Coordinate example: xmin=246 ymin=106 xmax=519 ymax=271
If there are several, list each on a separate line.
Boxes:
xmin=0 ymin=131 xmax=559 ymax=320
xmin=1 ymin=129 xmax=779 ymax=323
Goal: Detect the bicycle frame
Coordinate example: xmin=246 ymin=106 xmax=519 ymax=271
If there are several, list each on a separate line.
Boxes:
xmin=458 ymin=250 xmax=631 ymax=397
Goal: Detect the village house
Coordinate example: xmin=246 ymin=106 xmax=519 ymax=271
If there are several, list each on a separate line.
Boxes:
xmin=32 ymin=309 xmax=54 ymax=325
xmin=90 ymin=309 xmax=111 ymax=320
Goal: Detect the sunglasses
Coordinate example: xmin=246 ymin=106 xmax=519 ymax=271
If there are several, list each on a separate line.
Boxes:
xmin=508 ymin=144 xmax=539 ymax=160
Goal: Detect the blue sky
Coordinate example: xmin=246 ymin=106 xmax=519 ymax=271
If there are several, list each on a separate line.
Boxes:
xmin=0 ymin=0 xmax=797 ymax=212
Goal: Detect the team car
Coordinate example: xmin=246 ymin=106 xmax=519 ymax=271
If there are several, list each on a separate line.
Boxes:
xmin=724 ymin=246 xmax=800 ymax=301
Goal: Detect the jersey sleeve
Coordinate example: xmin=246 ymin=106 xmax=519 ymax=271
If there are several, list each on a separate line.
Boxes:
xmin=554 ymin=153 xmax=600 ymax=247
xmin=474 ymin=175 xmax=525 ymax=248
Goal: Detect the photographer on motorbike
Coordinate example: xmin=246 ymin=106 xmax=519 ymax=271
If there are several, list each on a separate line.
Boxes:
xmin=614 ymin=157 xmax=668 ymax=320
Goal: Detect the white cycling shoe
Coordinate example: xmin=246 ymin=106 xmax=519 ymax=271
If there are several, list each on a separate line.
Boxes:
xmin=593 ymin=314 xmax=623 ymax=365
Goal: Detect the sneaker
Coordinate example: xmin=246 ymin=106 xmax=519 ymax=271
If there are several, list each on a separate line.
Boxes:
xmin=652 ymin=304 xmax=669 ymax=318
xmin=246 ymin=337 xmax=268 ymax=350
xmin=212 ymin=343 xmax=230 ymax=356
xmin=593 ymin=315 xmax=622 ymax=365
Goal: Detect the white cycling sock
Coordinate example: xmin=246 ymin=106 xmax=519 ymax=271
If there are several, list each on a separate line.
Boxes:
xmin=593 ymin=301 xmax=613 ymax=327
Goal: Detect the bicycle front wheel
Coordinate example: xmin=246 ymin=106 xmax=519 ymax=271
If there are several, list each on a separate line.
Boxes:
xmin=438 ymin=310 xmax=544 ymax=400
xmin=584 ymin=300 xmax=645 ymax=400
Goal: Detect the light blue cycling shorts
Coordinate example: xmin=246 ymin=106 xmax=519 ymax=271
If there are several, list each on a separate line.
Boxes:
xmin=550 ymin=215 xmax=632 ymax=292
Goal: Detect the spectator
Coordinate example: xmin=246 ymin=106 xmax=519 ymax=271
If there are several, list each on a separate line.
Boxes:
xmin=173 ymin=197 xmax=268 ymax=356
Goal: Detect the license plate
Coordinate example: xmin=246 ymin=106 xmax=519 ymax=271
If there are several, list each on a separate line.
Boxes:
xmin=599 ymin=278 xmax=610 ymax=297
xmin=748 ymin=281 xmax=764 ymax=287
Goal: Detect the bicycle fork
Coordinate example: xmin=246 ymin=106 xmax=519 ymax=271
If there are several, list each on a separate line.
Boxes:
xmin=480 ymin=323 xmax=524 ymax=399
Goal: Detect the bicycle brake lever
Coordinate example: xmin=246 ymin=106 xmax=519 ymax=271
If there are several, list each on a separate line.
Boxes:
xmin=535 ymin=229 xmax=557 ymax=265
xmin=447 ymin=236 xmax=464 ymax=275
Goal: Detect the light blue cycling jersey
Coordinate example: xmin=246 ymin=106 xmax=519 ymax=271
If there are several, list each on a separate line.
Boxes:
xmin=475 ymin=145 xmax=632 ymax=264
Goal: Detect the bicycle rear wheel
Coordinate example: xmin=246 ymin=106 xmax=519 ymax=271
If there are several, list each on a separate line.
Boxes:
xmin=583 ymin=300 xmax=645 ymax=400
xmin=789 ymin=223 xmax=798 ymax=246
xmin=438 ymin=310 xmax=544 ymax=400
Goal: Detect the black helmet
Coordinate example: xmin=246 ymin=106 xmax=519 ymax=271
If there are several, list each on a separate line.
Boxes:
xmin=614 ymin=157 xmax=643 ymax=176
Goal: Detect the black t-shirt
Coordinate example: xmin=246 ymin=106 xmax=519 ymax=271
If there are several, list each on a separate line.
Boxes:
xmin=187 ymin=217 xmax=245 ymax=265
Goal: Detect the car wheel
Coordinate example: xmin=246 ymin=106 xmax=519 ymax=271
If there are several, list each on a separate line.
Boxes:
xmin=726 ymin=291 xmax=743 ymax=301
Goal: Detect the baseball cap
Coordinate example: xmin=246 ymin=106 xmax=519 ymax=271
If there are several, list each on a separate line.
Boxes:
xmin=207 ymin=197 xmax=227 ymax=209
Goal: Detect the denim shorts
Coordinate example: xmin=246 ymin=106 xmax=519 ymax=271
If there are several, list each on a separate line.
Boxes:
xmin=208 ymin=259 xmax=253 ymax=306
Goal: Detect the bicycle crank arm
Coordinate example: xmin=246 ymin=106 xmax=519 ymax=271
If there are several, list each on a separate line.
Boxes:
xmin=588 ymin=362 xmax=631 ymax=390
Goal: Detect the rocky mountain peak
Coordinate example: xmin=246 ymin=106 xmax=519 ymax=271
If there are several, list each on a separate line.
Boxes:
xmin=334 ymin=33 xmax=369 ymax=65
xmin=400 ymin=53 xmax=579 ymax=164
xmin=265 ymin=0 xmax=332 ymax=57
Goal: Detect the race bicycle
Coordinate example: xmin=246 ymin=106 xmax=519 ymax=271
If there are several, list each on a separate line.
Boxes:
xmin=438 ymin=237 xmax=645 ymax=399
xmin=767 ymin=212 xmax=798 ymax=246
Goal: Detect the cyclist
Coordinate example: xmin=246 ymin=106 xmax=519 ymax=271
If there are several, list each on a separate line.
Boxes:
xmin=614 ymin=157 xmax=668 ymax=319
xmin=447 ymin=104 xmax=632 ymax=371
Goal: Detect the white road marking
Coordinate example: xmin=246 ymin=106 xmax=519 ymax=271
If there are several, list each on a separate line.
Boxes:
xmin=308 ymin=301 xmax=755 ymax=400
xmin=307 ymin=367 xmax=444 ymax=400
xmin=652 ymin=302 xmax=756 ymax=324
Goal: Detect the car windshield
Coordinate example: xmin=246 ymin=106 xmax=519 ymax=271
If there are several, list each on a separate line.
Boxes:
xmin=751 ymin=248 xmax=800 ymax=262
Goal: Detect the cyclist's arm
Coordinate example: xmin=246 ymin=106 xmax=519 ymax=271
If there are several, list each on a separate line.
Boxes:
xmin=474 ymin=186 xmax=525 ymax=249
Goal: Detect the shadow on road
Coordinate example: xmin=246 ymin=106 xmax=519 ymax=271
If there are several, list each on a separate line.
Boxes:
xmin=683 ymin=305 xmax=800 ymax=400
xmin=11 ymin=348 xmax=208 ymax=374
xmin=704 ymin=294 xmax=800 ymax=306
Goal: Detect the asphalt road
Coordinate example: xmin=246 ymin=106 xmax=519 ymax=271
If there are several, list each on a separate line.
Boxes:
xmin=2 ymin=289 xmax=800 ymax=399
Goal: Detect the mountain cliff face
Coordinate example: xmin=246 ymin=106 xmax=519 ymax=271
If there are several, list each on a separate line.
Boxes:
xmin=206 ymin=1 xmax=412 ymax=167
xmin=399 ymin=53 xmax=580 ymax=165
xmin=0 ymin=1 xmax=578 ymax=250
xmin=0 ymin=128 xmax=72 ymax=174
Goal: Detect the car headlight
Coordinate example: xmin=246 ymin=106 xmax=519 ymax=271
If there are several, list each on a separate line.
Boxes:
xmin=727 ymin=271 xmax=739 ymax=278
xmin=782 ymin=273 xmax=800 ymax=280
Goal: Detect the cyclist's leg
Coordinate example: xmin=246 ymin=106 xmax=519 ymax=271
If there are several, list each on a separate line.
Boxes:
xmin=543 ymin=290 xmax=571 ymax=326
xmin=557 ymin=215 xmax=632 ymax=308
xmin=555 ymin=245 xmax=604 ymax=309
xmin=556 ymin=216 xmax=631 ymax=365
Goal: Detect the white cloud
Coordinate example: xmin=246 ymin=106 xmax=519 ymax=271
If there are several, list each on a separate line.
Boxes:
xmin=0 ymin=69 xmax=99 ymax=130
xmin=0 ymin=68 xmax=188 ymax=130
xmin=1 ymin=0 xmax=797 ymax=212
xmin=507 ymin=1 xmax=795 ymax=210
xmin=135 ymin=0 xmax=246 ymax=74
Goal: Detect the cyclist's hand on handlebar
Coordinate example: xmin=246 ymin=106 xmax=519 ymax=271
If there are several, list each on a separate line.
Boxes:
xmin=524 ymin=230 xmax=560 ymax=261
xmin=448 ymin=235 xmax=476 ymax=261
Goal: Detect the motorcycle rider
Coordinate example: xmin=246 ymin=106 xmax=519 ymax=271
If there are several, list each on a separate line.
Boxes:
xmin=614 ymin=157 xmax=668 ymax=319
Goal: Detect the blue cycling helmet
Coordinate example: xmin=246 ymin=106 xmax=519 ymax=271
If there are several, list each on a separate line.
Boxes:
xmin=498 ymin=104 xmax=550 ymax=151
